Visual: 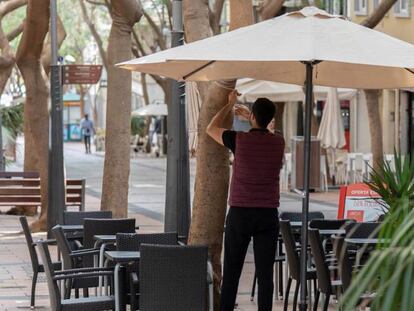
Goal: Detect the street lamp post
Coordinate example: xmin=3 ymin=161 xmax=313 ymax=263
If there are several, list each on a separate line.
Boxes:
xmin=47 ymin=0 xmax=65 ymax=236
xmin=164 ymin=0 xmax=191 ymax=240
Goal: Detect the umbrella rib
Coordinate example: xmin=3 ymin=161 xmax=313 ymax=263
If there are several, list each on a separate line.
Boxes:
xmin=182 ymin=60 xmax=216 ymax=80
xmin=405 ymin=68 xmax=414 ymax=75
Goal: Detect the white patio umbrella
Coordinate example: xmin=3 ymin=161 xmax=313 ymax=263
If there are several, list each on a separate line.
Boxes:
xmin=132 ymin=103 xmax=168 ymax=116
xmin=237 ymin=78 xmax=357 ymax=102
xmin=118 ymin=6 xmax=414 ymax=308
xmin=317 ymin=88 xmax=346 ymax=182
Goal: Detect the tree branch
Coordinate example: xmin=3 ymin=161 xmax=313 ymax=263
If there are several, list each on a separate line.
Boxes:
xmin=78 ymin=0 xmax=108 ymax=69
xmin=258 ymin=0 xmax=285 ymax=20
xmin=132 ymin=27 xmax=147 ymax=56
xmin=0 ymin=0 xmax=27 ymax=18
xmin=143 ymin=10 xmax=166 ymax=50
xmin=361 ymin=0 xmax=397 ymax=28
xmin=209 ymin=0 xmax=225 ymax=34
xmin=6 ymin=21 xmax=24 ymax=41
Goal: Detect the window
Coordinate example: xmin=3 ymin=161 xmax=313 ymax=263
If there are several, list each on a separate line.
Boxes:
xmin=394 ymin=0 xmax=411 ymax=17
xmin=354 ymin=0 xmax=368 ymax=15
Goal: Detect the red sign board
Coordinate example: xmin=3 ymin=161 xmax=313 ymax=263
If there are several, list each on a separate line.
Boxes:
xmin=62 ymin=65 xmax=102 ymax=85
xmin=337 ymin=183 xmax=386 ymax=222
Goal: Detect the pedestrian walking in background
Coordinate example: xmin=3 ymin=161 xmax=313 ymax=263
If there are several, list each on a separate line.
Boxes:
xmin=207 ymin=90 xmax=285 ymax=311
xmin=80 ymin=114 xmax=95 ymax=154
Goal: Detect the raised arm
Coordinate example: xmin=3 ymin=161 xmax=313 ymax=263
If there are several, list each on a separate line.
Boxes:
xmin=206 ymin=89 xmax=240 ymax=145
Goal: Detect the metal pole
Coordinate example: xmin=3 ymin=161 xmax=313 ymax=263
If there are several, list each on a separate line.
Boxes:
xmin=299 ymin=62 xmax=313 ymax=311
xmin=47 ymin=0 xmax=65 ymax=236
xmin=164 ymin=0 xmax=190 ymax=240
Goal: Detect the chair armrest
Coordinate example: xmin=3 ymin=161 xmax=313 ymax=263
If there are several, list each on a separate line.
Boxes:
xmin=207 ymin=260 xmax=213 ymax=284
xmin=130 ymin=272 xmax=139 ymax=285
xmin=70 ymin=249 xmax=100 ymax=257
xmin=54 ymin=267 xmax=113 ymax=275
xmin=53 ymin=271 xmax=113 ymax=281
xmin=178 ymin=241 xmax=186 ymax=246
xmin=33 ymin=239 xmax=56 ymax=246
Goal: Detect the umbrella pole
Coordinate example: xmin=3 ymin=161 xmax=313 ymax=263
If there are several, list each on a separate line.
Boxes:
xmin=299 ymin=62 xmax=314 ymax=311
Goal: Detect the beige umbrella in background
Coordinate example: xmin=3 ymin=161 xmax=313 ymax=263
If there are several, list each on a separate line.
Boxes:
xmin=186 ymin=82 xmax=202 ymax=156
xmin=317 ymin=88 xmax=346 ymax=184
xmin=118 ymin=6 xmax=414 ymax=308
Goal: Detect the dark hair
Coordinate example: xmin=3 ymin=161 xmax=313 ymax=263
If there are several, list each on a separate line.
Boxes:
xmin=251 ymin=98 xmax=275 ymax=128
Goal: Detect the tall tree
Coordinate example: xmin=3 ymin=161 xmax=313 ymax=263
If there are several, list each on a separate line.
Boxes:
xmin=16 ymin=0 xmax=50 ymax=231
xmin=360 ymin=0 xmax=397 ymax=169
xmin=100 ymin=0 xmax=142 ymax=218
xmin=184 ymin=1 xmax=253 ymax=309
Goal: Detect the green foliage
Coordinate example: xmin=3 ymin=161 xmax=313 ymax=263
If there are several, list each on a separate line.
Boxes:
xmin=131 ymin=115 xmax=145 ymax=136
xmin=2 ymin=103 xmax=24 ymax=138
xmin=341 ymin=152 xmax=414 ymax=311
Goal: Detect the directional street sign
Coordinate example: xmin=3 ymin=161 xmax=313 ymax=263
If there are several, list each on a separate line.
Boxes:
xmin=62 ymin=65 xmax=103 ymax=85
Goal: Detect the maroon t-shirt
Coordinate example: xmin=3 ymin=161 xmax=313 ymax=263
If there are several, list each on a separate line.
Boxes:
xmin=223 ymin=129 xmax=285 ymax=208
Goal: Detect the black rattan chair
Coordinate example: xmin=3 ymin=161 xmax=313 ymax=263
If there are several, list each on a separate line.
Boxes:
xmin=139 ymin=244 xmax=213 ymax=311
xmin=37 ymin=240 xmax=115 ymax=311
xmin=116 ymin=232 xmax=178 ymax=311
xmin=52 ymin=225 xmax=102 ymax=298
xmin=63 ymin=211 xmax=113 ymax=249
xmin=280 ymin=220 xmax=318 ymax=311
xmin=280 ymin=211 xmax=325 ymax=222
xmin=308 ymin=229 xmax=342 ymax=311
xmin=344 ymin=222 xmax=381 ymax=239
xmin=82 ymin=218 xmax=136 ymax=268
xmin=20 ymin=216 xmax=62 ymax=308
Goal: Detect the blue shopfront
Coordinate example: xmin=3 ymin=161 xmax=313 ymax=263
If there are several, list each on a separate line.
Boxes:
xmin=63 ymin=93 xmax=82 ymax=142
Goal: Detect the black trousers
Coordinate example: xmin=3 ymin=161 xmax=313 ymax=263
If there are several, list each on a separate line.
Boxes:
xmin=84 ymin=135 xmax=91 ymax=152
xmin=221 ymin=207 xmax=279 ymax=311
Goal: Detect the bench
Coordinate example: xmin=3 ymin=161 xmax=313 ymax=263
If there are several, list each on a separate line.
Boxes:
xmin=0 ymin=172 xmax=85 ymax=211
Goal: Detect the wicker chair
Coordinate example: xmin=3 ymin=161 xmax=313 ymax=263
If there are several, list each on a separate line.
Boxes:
xmin=116 ymin=232 xmax=178 ymax=311
xmin=20 ymin=216 xmax=62 ymax=308
xmin=37 ymin=240 xmax=115 ymax=311
xmin=82 ymin=218 xmax=136 ymax=268
xmin=63 ymin=211 xmax=113 ymax=248
xmin=139 ymin=244 xmax=213 ymax=311
xmin=52 ymin=225 xmax=102 ymax=298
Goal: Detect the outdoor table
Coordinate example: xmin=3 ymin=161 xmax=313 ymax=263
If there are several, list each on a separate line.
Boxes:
xmin=319 ymin=229 xmax=346 ymax=236
xmin=344 ymin=238 xmax=387 ymax=244
xmin=105 ymin=251 xmax=141 ymax=311
xmin=60 ymin=224 xmax=83 ymax=234
xmin=94 ymin=235 xmax=117 ymax=295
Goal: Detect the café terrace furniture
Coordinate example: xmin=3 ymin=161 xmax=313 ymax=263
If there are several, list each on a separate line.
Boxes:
xmin=308 ymin=229 xmax=342 ymax=311
xmin=20 ymin=216 xmax=62 ymax=308
xmin=139 ymin=244 xmax=213 ymax=311
xmin=37 ymin=241 xmax=115 ymax=311
xmin=280 ymin=220 xmax=318 ymax=311
xmin=115 ymin=232 xmax=178 ymax=311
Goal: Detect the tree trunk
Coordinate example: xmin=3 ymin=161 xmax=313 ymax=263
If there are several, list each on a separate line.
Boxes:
xmin=359 ymin=0 xmax=397 ymax=170
xmin=184 ymin=1 xmax=253 ymax=309
xmin=274 ymin=102 xmax=285 ymax=134
xmin=365 ymin=90 xmax=383 ymax=170
xmin=101 ymin=0 xmax=142 ymax=218
xmin=16 ymin=0 xmax=50 ymax=231
xmin=258 ymin=0 xmax=285 ymax=20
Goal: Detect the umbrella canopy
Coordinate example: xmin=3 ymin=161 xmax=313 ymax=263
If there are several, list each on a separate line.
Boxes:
xmin=317 ymin=88 xmax=346 ymax=149
xmin=132 ymin=103 xmax=168 ymax=116
xmin=119 ymin=7 xmax=414 ymax=89
xmin=237 ymin=78 xmax=356 ymax=102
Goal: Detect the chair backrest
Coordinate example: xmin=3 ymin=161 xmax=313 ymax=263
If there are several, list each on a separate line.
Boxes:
xmin=333 ymin=236 xmax=353 ymax=291
xmin=63 ymin=211 xmax=112 ymax=225
xmin=308 ymin=229 xmax=332 ymax=294
xmin=140 ymin=244 xmax=208 ymax=311
xmin=309 ymin=219 xmax=351 ymax=230
xmin=52 ymin=225 xmax=75 ymax=270
xmin=344 ymin=222 xmax=381 ymax=238
xmin=116 ymin=232 xmax=178 ymax=251
xmin=280 ymin=220 xmax=300 ymax=280
xmin=19 ymin=216 xmax=39 ymax=270
xmin=37 ymin=241 xmax=61 ymax=310
xmin=83 ymin=218 xmax=136 ymax=267
xmin=280 ymin=211 xmax=325 ymax=222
